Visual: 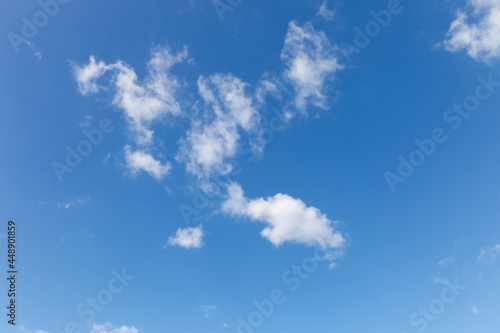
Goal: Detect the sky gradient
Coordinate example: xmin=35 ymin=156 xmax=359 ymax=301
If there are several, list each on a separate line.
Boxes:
xmin=1 ymin=0 xmax=500 ymax=333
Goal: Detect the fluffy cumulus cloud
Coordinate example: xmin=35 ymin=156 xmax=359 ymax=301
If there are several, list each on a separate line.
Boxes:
xmin=167 ymin=225 xmax=204 ymax=249
xmin=124 ymin=145 xmax=172 ymax=180
xmin=177 ymin=73 xmax=261 ymax=178
xmin=222 ymin=182 xmax=344 ymax=249
xmin=73 ymin=45 xmax=189 ymax=143
xmin=443 ymin=0 xmax=500 ymax=62
xmin=90 ymin=323 xmax=138 ymax=333
xmin=281 ymin=21 xmax=344 ymax=113
xmin=478 ymin=244 xmax=500 ymax=264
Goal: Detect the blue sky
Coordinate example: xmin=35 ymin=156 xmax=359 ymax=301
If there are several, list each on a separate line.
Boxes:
xmin=1 ymin=0 xmax=500 ymax=332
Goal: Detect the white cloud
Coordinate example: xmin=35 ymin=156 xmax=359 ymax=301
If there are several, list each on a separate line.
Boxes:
xmin=202 ymin=304 xmax=217 ymax=317
xmin=73 ymin=45 xmax=189 ymax=143
xmin=437 ymin=257 xmax=455 ymax=266
xmin=434 ymin=277 xmax=448 ymax=284
xmin=281 ymin=21 xmax=344 ymax=113
xmin=90 ymin=323 xmax=138 ymax=333
xmin=124 ymin=145 xmax=172 ymax=180
xmin=20 ymin=325 xmax=48 ymax=333
xmin=102 ymin=152 xmax=112 ymax=165
xmin=443 ymin=0 xmax=500 ymax=62
xmin=177 ymin=73 xmax=261 ymax=178
xmin=79 ymin=115 xmax=93 ymax=128
xmin=166 ymin=225 xmax=204 ymax=249
xmin=478 ymin=244 xmax=500 ymax=264
xmin=472 ymin=306 xmax=479 ymax=314
xmin=222 ymin=182 xmax=344 ymax=249
xmin=57 ymin=196 xmax=90 ymax=209
xmin=316 ymin=1 xmax=335 ymax=21
xmin=255 ymin=72 xmax=283 ymax=104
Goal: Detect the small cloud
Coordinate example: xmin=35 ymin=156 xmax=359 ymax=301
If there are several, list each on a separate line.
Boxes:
xmin=125 ymin=145 xmax=172 ymax=180
xmin=472 ymin=306 xmax=479 ymax=314
xmin=57 ymin=196 xmax=90 ymax=209
xmin=328 ymin=262 xmax=337 ymax=270
xmin=164 ymin=186 xmax=173 ymax=195
xmin=90 ymin=322 xmax=138 ymax=333
xmin=166 ymin=225 xmax=204 ymax=249
xmin=20 ymin=325 xmax=48 ymax=333
xmin=478 ymin=244 xmax=500 ymax=264
xmin=316 ymin=1 xmax=335 ymax=21
xmin=79 ymin=115 xmax=93 ymax=128
xmin=102 ymin=152 xmax=111 ymax=165
xmin=201 ymin=305 xmax=217 ymax=318
xmin=434 ymin=277 xmax=448 ymax=284
xmin=437 ymin=257 xmax=455 ymax=266
xmin=34 ymin=50 xmax=43 ymax=60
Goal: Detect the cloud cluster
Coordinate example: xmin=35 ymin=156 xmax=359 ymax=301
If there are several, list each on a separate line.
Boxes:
xmin=74 ymin=21 xmax=346 ymax=251
xmin=222 ymin=182 xmax=344 ymax=249
xmin=74 ymin=21 xmax=343 ymax=183
xmin=74 ymin=45 xmax=189 ymax=144
xmin=178 ymin=74 xmax=261 ymax=178
xmin=281 ymin=21 xmax=344 ymax=112
xmin=443 ymin=0 xmax=500 ymax=62
xmin=166 ymin=225 xmax=204 ymax=249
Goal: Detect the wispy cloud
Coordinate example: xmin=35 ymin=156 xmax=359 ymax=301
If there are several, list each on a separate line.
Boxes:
xmin=90 ymin=322 xmax=138 ymax=333
xmin=437 ymin=257 xmax=455 ymax=266
xmin=79 ymin=115 xmax=93 ymax=128
xmin=177 ymin=73 xmax=261 ymax=179
xmin=202 ymin=304 xmax=217 ymax=317
xmin=73 ymin=45 xmax=189 ymax=144
xmin=74 ymin=20 xmax=345 ymax=184
xmin=57 ymin=196 xmax=90 ymax=209
xmin=281 ymin=21 xmax=344 ymax=113
xmin=478 ymin=244 xmax=500 ymax=264
xmin=316 ymin=1 xmax=335 ymax=21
